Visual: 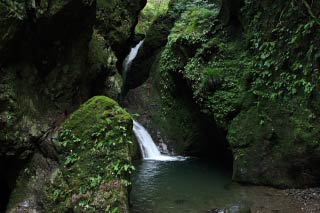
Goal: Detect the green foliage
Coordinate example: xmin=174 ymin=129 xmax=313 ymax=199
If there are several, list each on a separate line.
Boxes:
xmin=159 ymin=6 xmax=251 ymax=128
xmin=0 ymin=0 xmax=25 ymax=20
xmin=136 ymin=0 xmax=170 ymax=34
xmin=88 ymin=30 xmax=114 ymax=75
xmin=169 ymin=7 xmax=219 ymax=44
xmin=243 ymin=1 xmax=320 ymax=102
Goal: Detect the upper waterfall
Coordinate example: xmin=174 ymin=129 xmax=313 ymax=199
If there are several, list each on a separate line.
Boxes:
xmin=132 ymin=120 xmax=184 ymax=161
xmin=122 ymin=40 xmax=144 ymax=80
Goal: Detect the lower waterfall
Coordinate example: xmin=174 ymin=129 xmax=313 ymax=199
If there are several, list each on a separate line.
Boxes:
xmin=132 ymin=120 xmax=184 ymax=161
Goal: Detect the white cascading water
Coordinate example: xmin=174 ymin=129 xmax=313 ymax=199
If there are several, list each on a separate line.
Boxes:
xmin=122 ymin=40 xmax=144 ymax=81
xmin=122 ymin=40 xmax=184 ymax=161
xmin=133 ymin=120 xmax=182 ymax=161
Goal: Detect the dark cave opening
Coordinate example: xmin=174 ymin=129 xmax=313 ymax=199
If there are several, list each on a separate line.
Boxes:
xmin=0 ymin=176 xmax=11 ymax=212
xmin=170 ymin=71 xmax=233 ymax=172
xmin=0 ymin=158 xmax=26 ymax=212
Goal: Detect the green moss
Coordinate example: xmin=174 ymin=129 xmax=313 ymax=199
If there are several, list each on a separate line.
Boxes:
xmin=88 ymin=30 xmax=116 ymax=76
xmin=44 ymin=96 xmax=136 ymax=212
xmin=159 ymin=16 xmax=253 ymax=129
xmin=242 ymin=0 xmax=320 ymax=101
xmin=135 ymin=0 xmax=170 ymax=34
xmin=169 ymin=7 xmax=219 ymax=43
xmin=228 ymin=101 xmax=320 ymax=188
xmin=96 ymin=0 xmax=145 ymax=54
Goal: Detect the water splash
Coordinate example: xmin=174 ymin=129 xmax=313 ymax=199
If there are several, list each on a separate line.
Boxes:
xmin=133 ymin=120 xmax=185 ymax=161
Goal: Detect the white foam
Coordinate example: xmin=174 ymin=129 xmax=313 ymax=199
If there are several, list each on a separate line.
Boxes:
xmin=133 ymin=120 xmax=187 ymax=162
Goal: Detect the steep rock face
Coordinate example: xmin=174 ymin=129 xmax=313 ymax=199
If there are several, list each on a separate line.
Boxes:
xmin=125 ymin=13 xmax=177 ymax=90
xmin=0 ymin=0 xmax=24 ymax=65
xmin=125 ymin=0 xmax=184 ymax=90
xmin=0 ymin=1 xmax=96 ymax=211
xmin=127 ymin=0 xmax=320 ymax=188
xmin=0 ymin=0 xmax=96 ymax=167
xmin=95 ymin=0 xmax=147 ymax=68
xmin=124 ymin=1 xmax=233 ymax=163
xmin=1 ymin=4 xmax=97 ymax=209
xmin=227 ymin=0 xmax=320 ymax=188
xmin=0 ymin=0 xmax=144 ymax=211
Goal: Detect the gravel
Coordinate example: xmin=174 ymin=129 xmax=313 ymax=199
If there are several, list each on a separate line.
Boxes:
xmin=285 ymin=188 xmax=320 ymax=213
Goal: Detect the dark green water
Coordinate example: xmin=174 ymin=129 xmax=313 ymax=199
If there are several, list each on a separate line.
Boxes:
xmin=130 ymin=159 xmax=303 ymax=213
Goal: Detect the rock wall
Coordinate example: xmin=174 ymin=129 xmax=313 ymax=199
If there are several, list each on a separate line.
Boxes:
xmin=125 ymin=0 xmax=320 ymax=188
xmin=0 ymin=0 xmax=145 ymax=211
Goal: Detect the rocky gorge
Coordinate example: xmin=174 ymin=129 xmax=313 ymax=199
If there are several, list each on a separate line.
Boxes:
xmin=0 ymin=0 xmax=320 ymax=212
xmin=127 ymin=0 xmax=320 ymax=188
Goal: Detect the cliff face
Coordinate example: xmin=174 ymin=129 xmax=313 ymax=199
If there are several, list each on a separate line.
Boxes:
xmin=96 ymin=0 xmax=146 ymax=68
xmin=125 ymin=0 xmax=320 ymax=188
xmin=1 ymin=0 xmax=96 ymax=164
xmin=0 ymin=0 xmax=144 ymax=211
xmin=227 ymin=0 xmax=320 ymax=188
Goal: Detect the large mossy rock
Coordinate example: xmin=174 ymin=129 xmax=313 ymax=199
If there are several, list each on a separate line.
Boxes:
xmin=43 ymin=96 xmax=137 ymax=212
xmin=227 ymin=0 xmax=320 ymax=187
xmin=228 ymin=102 xmax=320 ymax=188
xmin=154 ymin=3 xmax=234 ymax=155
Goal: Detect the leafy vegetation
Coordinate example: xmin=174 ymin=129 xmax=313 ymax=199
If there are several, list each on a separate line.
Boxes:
xmin=135 ymin=0 xmax=171 ymax=34
xmin=243 ymin=1 xmax=320 ymax=103
xmin=0 ymin=0 xmax=25 ymax=20
xmin=159 ymin=1 xmax=246 ymax=129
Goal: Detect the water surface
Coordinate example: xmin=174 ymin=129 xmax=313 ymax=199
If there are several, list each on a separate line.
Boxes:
xmin=131 ymin=159 xmax=303 ymax=213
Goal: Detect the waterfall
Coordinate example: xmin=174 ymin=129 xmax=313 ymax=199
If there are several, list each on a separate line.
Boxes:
xmin=122 ymin=41 xmax=184 ymax=161
xmin=133 ymin=120 xmax=184 ymax=161
xmin=122 ymin=40 xmax=144 ymax=81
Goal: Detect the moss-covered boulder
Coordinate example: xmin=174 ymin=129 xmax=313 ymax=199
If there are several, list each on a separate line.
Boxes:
xmin=44 ymin=96 xmax=137 ymax=212
xmin=228 ymin=101 xmax=320 ymax=188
